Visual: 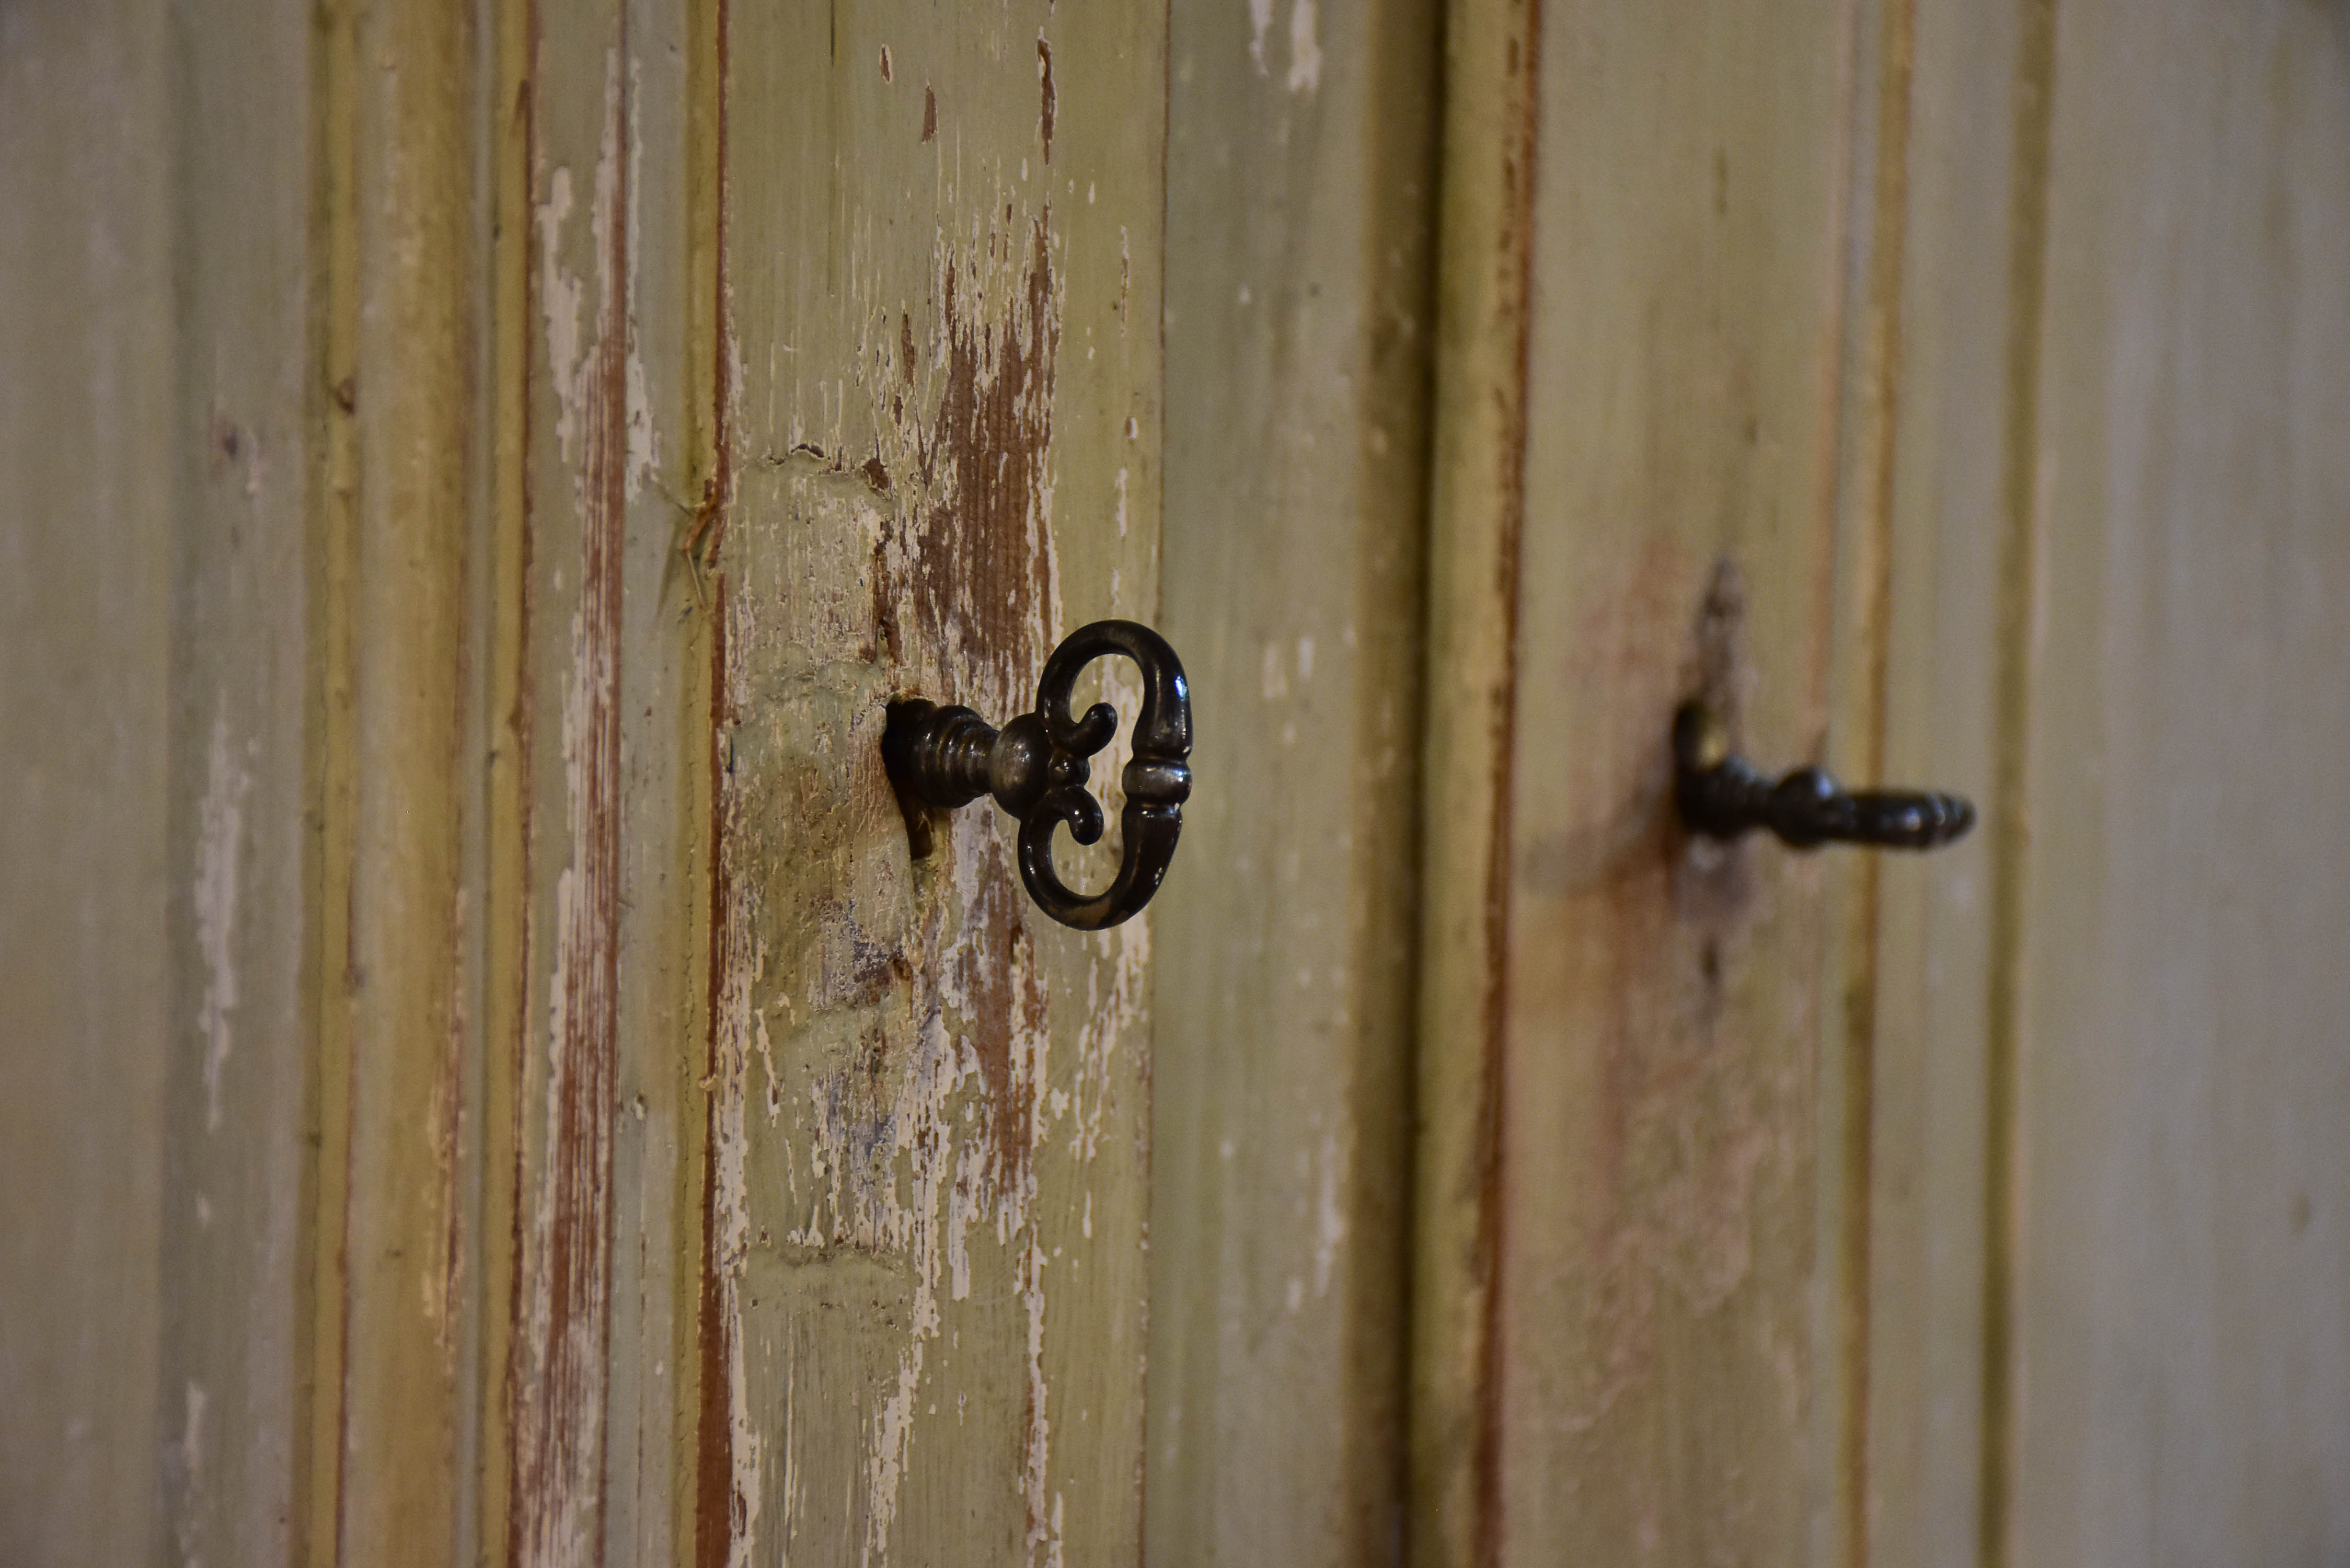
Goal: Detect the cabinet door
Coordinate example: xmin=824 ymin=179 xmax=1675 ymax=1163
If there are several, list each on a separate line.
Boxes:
xmin=1413 ymin=3 xmax=2350 ymax=1566
xmin=688 ymin=8 xmax=1167 ymax=1563
xmin=1414 ymin=3 xmax=1865 ymax=1560
xmin=0 ymin=4 xmax=1168 ymax=1565
xmin=510 ymin=5 xmax=1170 ymax=1563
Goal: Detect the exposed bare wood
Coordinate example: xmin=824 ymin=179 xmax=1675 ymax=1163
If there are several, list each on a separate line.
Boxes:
xmin=500 ymin=2 xmax=719 ymax=1562
xmin=697 ymin=6 xmax=1166 ymax=1562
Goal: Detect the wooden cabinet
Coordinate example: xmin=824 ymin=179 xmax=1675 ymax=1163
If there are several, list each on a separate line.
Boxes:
xmin=1413 ymin=2 xmax=2350 ymax=1565
xmin=4 ymin=1 xmax=2349 ymax=1564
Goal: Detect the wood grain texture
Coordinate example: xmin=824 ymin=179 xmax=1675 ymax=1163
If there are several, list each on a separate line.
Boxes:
xmin=499 ymin=3 xmax=723 ymax=1563
xmin=1151 ymin=0 xmax=1439 ymax=1561
xmin=2000 ymin=4 xmax=2350 ymax=1562
xmin=698 ymin=6 xmax=1165 ymax=1562
xmin=313 ymin=0 xmax=491 ymax=1559
xmin=1407 ymin=0 xmax=1539 ymax=1557
xmin=1850 ymin=1 xmax=2042 ymax=1562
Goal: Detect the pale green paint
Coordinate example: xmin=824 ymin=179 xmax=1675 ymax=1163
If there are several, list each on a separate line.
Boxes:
xmin=2005 ymin=5 xmax=2350 ymax=1561
xmin=0 ymin=4 xmax=177 ymax=1562
xmin=707 ymin=6 xmax=1165 ymax=1562
xmin=1153 ymin=0 xmax=1439 ymax=1562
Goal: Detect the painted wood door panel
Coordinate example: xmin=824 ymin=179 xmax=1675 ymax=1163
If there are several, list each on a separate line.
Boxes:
xmin=162 ymin=1 xmax=323 ymax=1562
xmin=1152 ymin=0 xmax=1439 ymax=1562
xmin=701 ymin=6 xmax=1166 ymax=1563
xmin=1847 ymin=3 xmax=2035 ymax=1563
xmin=500 ymin=3 xmax=716 ymax=1563
xmin=0 ymin=4 xmax=177 ymax=1561
xmin=1416 ymin=2 xmax=2350 ymax=1566
xmin=2001 ymin=4 xmax=2350 ymax=1562
xmin=1415 ymin=1 xmax=1873 ymax=1561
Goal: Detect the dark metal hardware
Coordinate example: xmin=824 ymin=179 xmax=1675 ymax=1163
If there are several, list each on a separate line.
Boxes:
xmin=1673 ymin=701 xmax=1974 ymax=850
xmin=883 ymin=620 xmax=1193 ymax=930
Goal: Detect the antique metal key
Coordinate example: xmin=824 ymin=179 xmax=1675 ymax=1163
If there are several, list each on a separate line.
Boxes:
xmin=883 ymin=620 xmax=1193 ymax=929
xmin=1673 ymin=700 xmax=1974 ymax=850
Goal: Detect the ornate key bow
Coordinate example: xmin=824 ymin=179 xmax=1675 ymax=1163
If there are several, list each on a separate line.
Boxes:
xmin=883 ymin=620 xmax=1193 ymax=930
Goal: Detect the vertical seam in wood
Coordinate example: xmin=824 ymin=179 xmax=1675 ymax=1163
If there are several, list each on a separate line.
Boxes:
xmin=1470 ymin=1 xmax=1540 ymax=1560
xmin=693 ymin=582 xmax=733 ymax=1568
xmin=690 ymin=1 xmax=735 ymax=1561
xmin=589 ymin=29 xmax=630 ymax=1568
xmin=479 ymin=0 xmax=536 ymax=1560
xmin=1805 ymin=0 xmax=1863 ymax=735
xmin=500 ymin=3 xmax=543 ymax=1561
xmin=1364 ymin=0 xmax=1449 ymax=1557
xmin=1979 ymin=3 xmax=2058 ymax=1564
xmin=303 ymin=2 xmax=362 ymax=1560
xmin=1841 ymin=4 xmax=1917 ymax=1564
xmin=1412 ymin=0 xmax=1543 ymax=1555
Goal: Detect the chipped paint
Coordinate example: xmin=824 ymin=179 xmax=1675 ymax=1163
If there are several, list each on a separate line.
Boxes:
xmin=171 ymin=1380 xmax=208 ymax=1567
xmin=537 ymin=166 xmax=584 ymax=462
xmin=698 ymin=8 xmax=1163 ymax=1559
xmin=1036 ymin=39 xmax=1055 ymax=164
xmin=1285 ymin=0 xmax=1323 ymax=94
xmin=511 ymin=42 xmax=633 ymax=1568
xmin=1312 ymin=1123 xmax=1347 ymax=1299
xmin=194 ymin=702 xmax=249 ymax=1133
xmin=716 ymin=196 xmax=1141 ymax=1559
xmin=1247 ymin=0 xmax=1275 ymax=73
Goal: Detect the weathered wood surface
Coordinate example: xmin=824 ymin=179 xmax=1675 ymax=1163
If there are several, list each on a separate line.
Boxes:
xmin=700 ymin=6 xmax=1166 ymax=1563
xmin=1151 ymin=0 xmax=1439 ymax=1561
xmin=10 ymin=2 xmax=2350 ymax=1564
xmin=1418 ymin=1 xmax=2350 ymax=1565
xmin=1415 ymin=1 xmax=1872 ymax=1561
xmin=162 ymin=0 xmax=322 ymax=1563
xmin=501 ymin=3 xmax=715 ymax=1564
xmin=0 ymin=4 xmax=176 ymax=1562
xmin=6 ymin=1 xmax=1171 ymax=1561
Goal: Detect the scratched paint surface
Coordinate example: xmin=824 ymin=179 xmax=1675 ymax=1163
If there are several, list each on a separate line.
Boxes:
xmin=1151 ymin=0 xmax=1439 ymax=1561
xmin=702 ymin=8 xmax=1164 ymax=1563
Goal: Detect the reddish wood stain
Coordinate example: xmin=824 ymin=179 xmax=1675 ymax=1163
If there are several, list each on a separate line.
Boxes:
xmin=1037 ymin=40 xmax=1055 ymax=163
xmin=510 ymin=42 xmax=629 ymax=1567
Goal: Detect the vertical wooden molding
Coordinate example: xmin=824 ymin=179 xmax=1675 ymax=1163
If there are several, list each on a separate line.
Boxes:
xmin=685 ymin=2 xmax=735 ymax=1564
xmin=1151 ymin=0 xmax=1443 ymax=1557
xmin=506 ymin=20 xmax=630 ymax=1563
xmin=1834 ymin=4 xmax=1917 ymax=1563
xmin=1977 ymin=2 xmax=2058 ymax=1564
xmin=1409 ymin=0 xmax=1540 ymax=1562
xmin=302 ymin=0 xmax=487 ymax=1559
xmin=477 ymin=0 xmax=539 ymax=1560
